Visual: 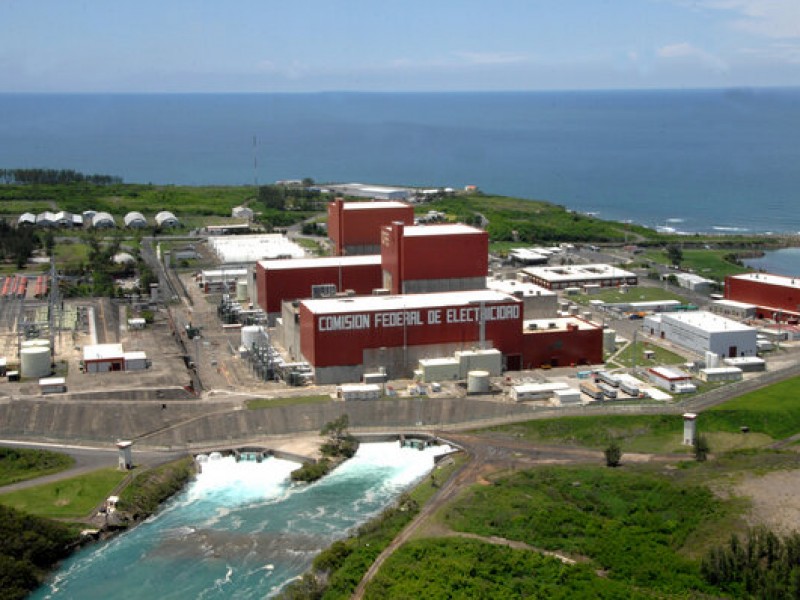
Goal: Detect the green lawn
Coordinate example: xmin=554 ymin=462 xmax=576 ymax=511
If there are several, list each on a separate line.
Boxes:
xmin=246 ymin=394 xmax=332 ymax=409
xmin=481 ymin=376 xmax=800 ymax=453
xmin=0 ymin=447 xmax=75 ymax=487
xmin=573 ymin=285 xmax=689 ymax=306
xmin=612 ymin=339 xmax=687 ymax=367
xmin=642 ymin=249 xmax=751 ymax=281
xmin=0 ymin=467 xmax=128 ymax=518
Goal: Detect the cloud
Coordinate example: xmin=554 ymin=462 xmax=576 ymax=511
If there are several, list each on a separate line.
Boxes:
xmin=700 ymin=0 xmax=800 ymax=39
xmin=657 ymin=42 xmax=729 ymax=71
xmin=451 ymin=51 xmax=530 ymax=66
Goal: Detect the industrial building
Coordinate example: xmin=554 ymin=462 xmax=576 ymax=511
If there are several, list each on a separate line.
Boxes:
xmin=207 ymin=234 xmax=305 ymax=264
xmin=296 ymin=290 xmax=524 ymax=383
xmin=642 ymin=311 xmax=757 ymax=358
xmin=486 ymin=278 xmax=558 ymax=319
xmin=328 ymin=198 xmax=415 ymax=256
xmin=709 ymin=299 xmax=757 ymax=320
xmin=647 ymin=366 xmax=696 ymax=393
xmin=381 ymin=222 xmax=488 ymax=294
xmin=326 ymin=183 xmax=412 ymax=201
xmin=522 ymin=264 xmax=638 ymax=290
xmin=673 ymin=272 xmax=715 ymax=295
xmin=82 ymin=344 xmax=148 ymax=373
xmin=521 ymin=316 xmax=603 ymax=368
xmin=725 ymin=272 xmax=800 ymax=322
xmin=199 ymin=268 xmax=249 ymax=293
xmin=255 ymin=255 xmax=383 ymax=322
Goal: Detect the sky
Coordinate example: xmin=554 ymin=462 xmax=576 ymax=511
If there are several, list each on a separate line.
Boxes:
xmin=2 ymin=0 xmax=799 ymax=92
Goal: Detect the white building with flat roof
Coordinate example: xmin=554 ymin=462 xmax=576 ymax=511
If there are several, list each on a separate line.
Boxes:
xmin=643 ymin=310 xmax=757 ymax=359
xmin=487 ymin=278 xmax=557 ymax=319
xmin=523 ymin=264 xmax=637 ymax=290
xmin=208 ymin=234 xmax=305 ymax=263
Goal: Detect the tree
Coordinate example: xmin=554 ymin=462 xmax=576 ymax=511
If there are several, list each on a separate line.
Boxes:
xmin=666 ymin=244 xmax=683 ymax=266
xmin=694 ymin=434 xmax=710 ymax=462
xmin=604 ymin=440 xmax=622 ymax=467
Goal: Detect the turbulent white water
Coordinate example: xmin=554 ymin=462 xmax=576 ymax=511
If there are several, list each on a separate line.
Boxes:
xmin=33 ymin=442 xmax=452 ymax=599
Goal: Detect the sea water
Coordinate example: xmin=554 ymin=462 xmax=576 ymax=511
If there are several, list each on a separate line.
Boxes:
xmin=1 ymin=88 xmax=799 ymax=233
xmin=32 ymin=442 xmax=452 ymax=599
xmin=744 ymin=248 xmax=800 ymax=278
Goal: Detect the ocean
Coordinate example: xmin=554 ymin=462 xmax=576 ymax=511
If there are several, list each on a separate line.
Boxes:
xmin=32 ymin=442 xmax=453 ymax=599
xmin=1 ymin=88 xmax=799 ymax=233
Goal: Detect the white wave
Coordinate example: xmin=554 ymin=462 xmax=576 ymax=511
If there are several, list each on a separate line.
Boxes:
xmin=712 ymin=225 xmax=749 ymax=232
xmin=666 ymin=218 xmax=684 ymax=223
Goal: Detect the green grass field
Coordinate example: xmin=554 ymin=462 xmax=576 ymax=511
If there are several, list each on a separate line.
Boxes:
xmin=573 ymin=285 xmax=689 ymax=306
xmin=245 ymin=395 xmax=332 ymax=409
xmin=0 ymin=447 xmax=75 ymax=487
xmin=642 ymin=248 xmax=751 ymax=281
xmin=481 ymin=376 xmax=800 ymax=453
xmin=0 ymin=467 xmax=128 ymax=518
xmin=612 ymin=339 xmax=687 ymax=367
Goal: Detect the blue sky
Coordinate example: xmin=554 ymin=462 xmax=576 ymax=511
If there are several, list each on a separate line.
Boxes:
xmin=2 ymin=0 xmax=798 ymax=92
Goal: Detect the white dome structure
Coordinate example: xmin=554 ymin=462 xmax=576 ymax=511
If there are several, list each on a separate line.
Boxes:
xmin=112 ymin=252 xmax=136 ymax=265
xmin=124 ymin=211 xmax=147 ymax=228
xmin=155 ymin=211 xmax=180 ymax=228
xmin=92 ymin=212 xmax=116 ymax=228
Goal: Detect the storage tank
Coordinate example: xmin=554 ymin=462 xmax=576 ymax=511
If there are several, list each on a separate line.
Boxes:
xmin=21 ymin=339 xmax=50 ymax=349
xmin=236 ymin=279 xmax=249 ymax=302
xmin=705 ymin=351 xmax=720 ymax=368
xmin=21 ymin=346 xmax=51 ymax=378
xmin=241 ymin=325 xmax=263 ymax=350
xmin=467 ymin=370 xmax=491 ymax=394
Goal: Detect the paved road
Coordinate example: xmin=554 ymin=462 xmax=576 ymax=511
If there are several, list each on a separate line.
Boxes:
xmin=0 ymin=439 xmax=184 ymax=494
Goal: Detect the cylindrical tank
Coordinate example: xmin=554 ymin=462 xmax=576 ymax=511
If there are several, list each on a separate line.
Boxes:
xmin=241 ymin=325 xmax=263 ymax=349
xmin=21 ymin=346 xmax=51 ymax=378
xmin=21 ymin=339 xmax=50 ymax=349
xmin=236 ymin=279 xmax=248 ymax=301
xmin=467 ymin=370 xmax=490 ymax=394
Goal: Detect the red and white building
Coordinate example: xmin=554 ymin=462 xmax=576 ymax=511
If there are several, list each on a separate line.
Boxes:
xmin=380 ymin=222 xmax=488 ymax=294
xmin=255 ymin=256 xmax=382 ymax=323
xmin=328 ymin=198 xmax=415 ymax=256
xmin=299 ymin=290 xmax=524 ymax=383
xmin=523 ymin=264 xmax=638 ymax=290
xmin=725 ymin=272 xmax=800 ymax=322
xmin=521 ymin=316 xmax=603 ymax=369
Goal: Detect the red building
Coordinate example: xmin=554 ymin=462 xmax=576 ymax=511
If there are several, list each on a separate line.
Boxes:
xmin=256 ymin=256 xmax=382 ymax=322
xmin=299 ymin=290 xmax=523 ymax=383
xmin=380 ymin=222 xmax=488 ymax=294
xmin=521 ymin=317 xmax=603 ymax=369
xmin=328 ymin=198 xmax=415 ymax=256
xmin=725 ymin=273 xmax=800 ymax=322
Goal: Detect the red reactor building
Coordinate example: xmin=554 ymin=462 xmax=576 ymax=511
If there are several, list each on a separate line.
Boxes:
xmin=521 ymin=317 xmax=603 ymax=368
xmin=255 ymin=255 xmax=382 ymax=323
xmin=725 ymin=273 xmax=800 ymax=322
xmin=381 ymin=222 xmax=489 ymax=294
xmin=328 ymin=198 xmax=415 ymax=256
xmin=299 ymin=290 xmax=524 ymax=383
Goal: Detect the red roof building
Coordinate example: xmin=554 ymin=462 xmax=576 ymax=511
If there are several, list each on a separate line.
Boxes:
xmin=725 ymin=272 xmax=800 ymax=322
xmin=328 ymin=198 xmax=414 ymax=256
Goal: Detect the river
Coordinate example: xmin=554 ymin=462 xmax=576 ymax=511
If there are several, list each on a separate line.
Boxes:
xmin=33 ymin=442 xmax=452 ymax=599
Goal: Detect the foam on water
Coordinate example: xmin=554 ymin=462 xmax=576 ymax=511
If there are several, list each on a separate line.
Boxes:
xmin=32 ymin=442 xmax=452 ymax=599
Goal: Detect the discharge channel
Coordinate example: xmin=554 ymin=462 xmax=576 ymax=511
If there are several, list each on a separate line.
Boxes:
xmin=33 ymin=442 xmax=453 ymax=599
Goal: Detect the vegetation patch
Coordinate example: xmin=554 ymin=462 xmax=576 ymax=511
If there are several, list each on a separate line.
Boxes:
xmin=245 ymin=395 xmax=332 ymax=409
xmin=290 ymin=415 xmax=358 ymax=484
xmin=365 ymin=537 xmax=647 ymax=599
xmin=443 ymin=466 xmax=728 ymax=595
xmin=0 ymin=447 xmax=74 ymax=487
xmin=705 ymin=376 xmax=800 ymax=440
xmin=611 ymin=339 xmax=687 ymax=368
xmin=642 ymin=248 xmax=752 ymax=281
xmin=0 ymin=503 xmax=80 ymax=600
xmin=572 ymin=285 xmax=689 ymax=306
xmin=0 ymin=468 xmax=128 ymax=519
xmin=116 ymin=457 xmax=195 ymax=523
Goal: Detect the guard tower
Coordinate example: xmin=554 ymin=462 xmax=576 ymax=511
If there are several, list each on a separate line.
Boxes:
xmin=682 ymin=413 xmax=698 ymax=446
xmin=117 ymin=440 xmax=133 ymax=470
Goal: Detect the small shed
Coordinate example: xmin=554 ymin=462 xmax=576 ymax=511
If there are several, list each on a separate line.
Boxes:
xmin=124 ymin=351 xmax=148 ymax=371
xmin=128 ymin=318 xmax=146 ymax=330
xmin=83 ymin=343 xmax=125 ymax=373
xmin=510 ymin=382 xmax=569 ymax=402
xmin=699 ymin=366 xmax=743 ymax=383
xmin=335 ymin=384 xmax=382 ymax=401
xmin=39 ymin=377 xmax=67 ymax=394
xmin=647 ymin=366 xmax=696 ymax=393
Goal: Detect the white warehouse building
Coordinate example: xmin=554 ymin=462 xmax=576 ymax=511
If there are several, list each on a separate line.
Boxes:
xmin=643 ymin=310 xmax=757 ymax=359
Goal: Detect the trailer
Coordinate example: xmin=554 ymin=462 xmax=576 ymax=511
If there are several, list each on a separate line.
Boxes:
xmin=594 ymin=370 xmax=620 ymax=388
xmin=579 ymin=381 xmax=604 ymax=400
xmin=598 ymin=382 xmax=618 ymax=400
xmin=619 ymin=381 xmax=641 ymax=397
